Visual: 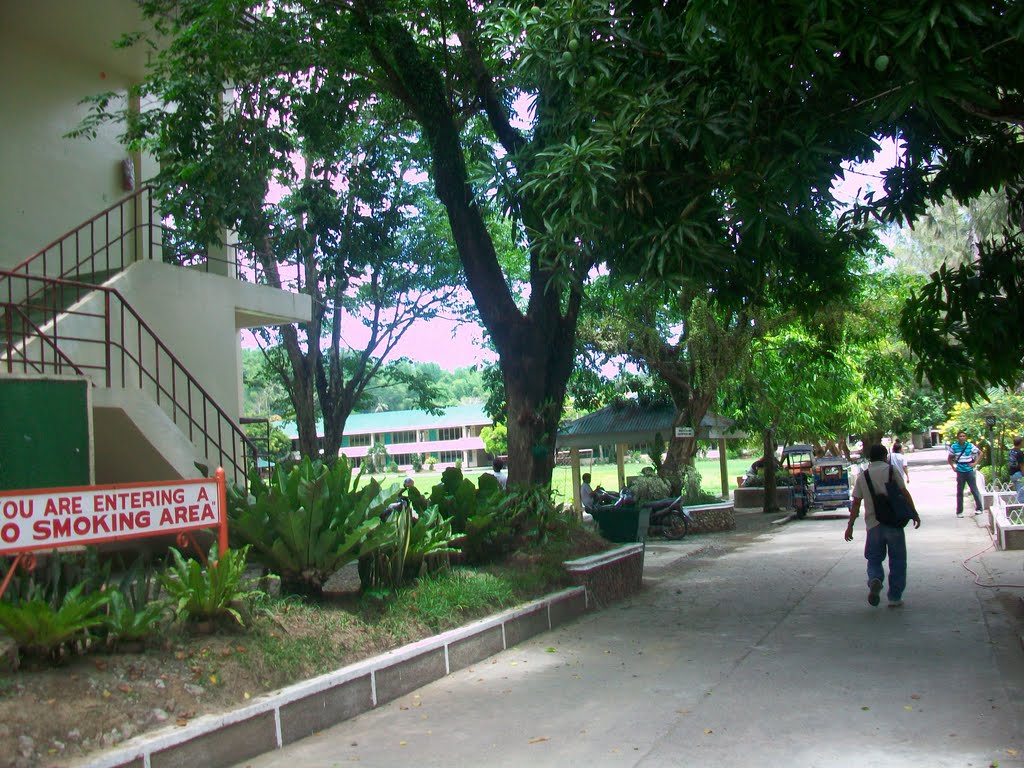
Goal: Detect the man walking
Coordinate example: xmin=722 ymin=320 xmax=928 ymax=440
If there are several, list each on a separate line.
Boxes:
xmin=947 ymin=430 xmax=983 ymax=517
xmin=845 ymin=444 xmax=921 ymax=607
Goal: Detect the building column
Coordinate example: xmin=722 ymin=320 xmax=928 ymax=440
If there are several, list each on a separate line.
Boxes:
xmin=616 ymin=443 xmax=626 ymax=489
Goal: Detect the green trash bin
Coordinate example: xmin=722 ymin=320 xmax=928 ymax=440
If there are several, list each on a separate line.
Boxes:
xmin=591 ymin=504 xmax=646 ymax=543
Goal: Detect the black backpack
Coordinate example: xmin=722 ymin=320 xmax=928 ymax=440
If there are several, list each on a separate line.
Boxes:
xmin=863 ymin=464 xmax=910 ymax=528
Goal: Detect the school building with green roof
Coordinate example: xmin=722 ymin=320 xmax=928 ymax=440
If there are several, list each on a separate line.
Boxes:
xmin=280 ymin=404 xmax=494 ymax=470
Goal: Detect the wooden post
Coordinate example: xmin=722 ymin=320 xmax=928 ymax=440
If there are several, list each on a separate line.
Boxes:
xmin=570 ymin=447 xmax=582 ymax=517
xmin=719 ymin=438 xmax=729 ymax=499
xmin=616 ymin=443 xmax=627 ymax=489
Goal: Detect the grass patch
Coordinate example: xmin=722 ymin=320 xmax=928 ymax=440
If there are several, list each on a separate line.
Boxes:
xmin=385 ymin=570 xmax=517 ymax=633
xmin=232 ymin=523 xmax=608 ymax=688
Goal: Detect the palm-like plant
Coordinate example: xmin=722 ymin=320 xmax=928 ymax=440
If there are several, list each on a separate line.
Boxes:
xmin=102 ymin=591 xmax=170 ymax=647
xmin=229 ymin=457 xmax=392 ymax=597
xmin=159 ymin=544 xmax=254 ymax=627
xmin=0 ymin=584 xmax=109 ymax=661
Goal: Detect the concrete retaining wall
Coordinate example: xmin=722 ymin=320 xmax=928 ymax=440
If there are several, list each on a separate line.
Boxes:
xmin=83 ymin=546 xmax=645 ymax=768
xmin=564 ymin=543 xmax=644 ymax=608
xmin=733 ymin=486 xmax=793 ymax=509
xmin=685 ymin=502 xmax=735 ymax=534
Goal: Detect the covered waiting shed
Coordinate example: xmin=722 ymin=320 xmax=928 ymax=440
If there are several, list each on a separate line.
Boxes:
xmin=556 ymin=403 xmax=747 ymax=512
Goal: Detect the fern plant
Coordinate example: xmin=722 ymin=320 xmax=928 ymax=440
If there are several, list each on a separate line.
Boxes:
xmin=0 ymin=584 xmax=110 ymax=661
xmin=102 ymin=590 xmax=170 ymax=647
xmin=159 ymin=544 xmax=254 ymax=627
xmin=228 ymin=456 xmax=393 ymax=598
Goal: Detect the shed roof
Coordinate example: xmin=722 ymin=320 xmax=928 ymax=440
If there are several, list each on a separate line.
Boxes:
xmin=556 ymin=403 xmax=745 ymax=448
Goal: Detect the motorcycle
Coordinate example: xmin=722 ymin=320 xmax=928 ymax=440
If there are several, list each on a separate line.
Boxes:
xmin=641 ymin=495 xmax=693 ymax=540
xmin=590 ymin=487 xmax=693 ymax=540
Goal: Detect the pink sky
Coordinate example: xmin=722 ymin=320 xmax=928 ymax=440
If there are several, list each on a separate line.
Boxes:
xmin=345 ymin=315 xmax=496 ymax=371
xmin=243 ymin=315 xmax=496 ymax=371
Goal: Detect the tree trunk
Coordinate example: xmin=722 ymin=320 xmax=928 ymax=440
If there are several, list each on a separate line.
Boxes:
xmin=662 ymin=393 xmax=715 ymax=493
xmin=762 ymin=427 xmax=779 ymax=514
xmin=862 ymin=429 xmax=884 ymax=452
xmin=355 ymin=9 xmax=586 ymax=485
xmin=278 ymin=324 xmax=320 ymax=459
xmin=499 ymin=315 xmax=578 ymax=487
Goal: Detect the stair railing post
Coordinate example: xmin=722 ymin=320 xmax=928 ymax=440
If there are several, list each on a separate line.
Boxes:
xmin=104 ymin=291 xmax=112 ymax=388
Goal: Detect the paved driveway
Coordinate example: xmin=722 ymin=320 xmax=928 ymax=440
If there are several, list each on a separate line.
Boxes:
xmin=239 ymin=452 xmax=1024 ymax=767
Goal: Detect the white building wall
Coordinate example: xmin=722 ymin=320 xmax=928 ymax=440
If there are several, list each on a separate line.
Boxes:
xmin=0 ymin=2 xmax=151 ymax=269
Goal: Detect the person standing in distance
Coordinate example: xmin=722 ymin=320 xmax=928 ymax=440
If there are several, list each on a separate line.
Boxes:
xmin=1009 ymin=437 xmax=1024 ymax=503
xmin=491 ymin=458 xmax=508 ymax=490
xmin=889 ymin=441 xmax=909 ymax=484
xmin=845 ymin=444 xmax=921 ymax=607
xmin=947 ymin=430 xmax=983 ymax=517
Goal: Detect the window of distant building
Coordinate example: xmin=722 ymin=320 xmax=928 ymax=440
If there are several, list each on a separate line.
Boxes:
xmin=437 ymin=427 xmax=461 ymax=441
xmin=390 ymin=430 xmax=417 ymax=444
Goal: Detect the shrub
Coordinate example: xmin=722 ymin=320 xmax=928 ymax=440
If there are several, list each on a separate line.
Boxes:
xmin=159 ymin=544 xmax=256 ymax=628
xmin=228 ymin=456 xmax=393 ymax=598
xmin=463 ymin=484 xmax=565 ymax=564
xmin=359 ymin=501 xmax=462 ymax=591
xmin=100 ymin=557 xmax=169 ymax=648
xmin=0 ymin=584 xmax=110 ymax=661
xmin=102 ymin=591 xmax=170 ymax=648
xmin=428 ymin=467 xmax=500 ymax=533
xmin=367 ymin=441 xmax=389 ymax=473
xmin=629 ymin=472 xmax=671 ymax=503
xmin=411 ymin=453 xmax=423 ymax=472
xmin=741 ymin=472 xmax=795 ymax=488
xmin=980 ymin=464 xmax=1010 ymax=487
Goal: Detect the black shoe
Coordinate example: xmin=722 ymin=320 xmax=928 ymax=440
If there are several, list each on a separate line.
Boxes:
xmin=868 ymin=578 xmax=882 ymax=607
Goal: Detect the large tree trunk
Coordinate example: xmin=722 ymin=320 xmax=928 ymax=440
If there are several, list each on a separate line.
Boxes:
xmin=356 ymin=7 xmax=587 ymax=485
xmin=279 ymin=324 xmax=322 ymax=459
xmin=501 ymin=322 xmax=577 ymax=486
xmin=662 ymin=393 xmax=716 ymax=486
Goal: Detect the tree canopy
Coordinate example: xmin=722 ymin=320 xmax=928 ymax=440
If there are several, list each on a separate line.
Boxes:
xmin=81 ymin=0 xmax=1024 ymax=479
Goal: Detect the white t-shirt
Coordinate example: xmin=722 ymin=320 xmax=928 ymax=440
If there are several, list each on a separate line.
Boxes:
xmin=581 ymin=483 xmax=594 ymax=508
xmin=889 ymin=452 xmax=907 ymax=476
xmin=852 ymin=461 xmax=908 ymax=528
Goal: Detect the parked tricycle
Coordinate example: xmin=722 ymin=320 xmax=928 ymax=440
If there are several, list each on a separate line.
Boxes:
xmin=781 ymin=444 xmax=852 ymax=518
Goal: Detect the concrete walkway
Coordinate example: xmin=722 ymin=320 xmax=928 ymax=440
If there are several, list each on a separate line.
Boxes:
xmin=239 ymin=450 xmax=1024 ymax=767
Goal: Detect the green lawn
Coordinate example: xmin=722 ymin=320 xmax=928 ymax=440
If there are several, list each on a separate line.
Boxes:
xmin=548 ymin=457 xmax=752 ymax=502
xmin=364 ymin=457 xmax=753 ymax=503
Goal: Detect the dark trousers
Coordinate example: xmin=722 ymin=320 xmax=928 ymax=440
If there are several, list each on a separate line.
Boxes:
xmin=955 ymin=470 xmax=982 ymax=513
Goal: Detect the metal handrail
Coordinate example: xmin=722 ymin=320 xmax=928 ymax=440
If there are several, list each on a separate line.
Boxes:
xmin=2 ymin=305 xmax=89 ymax=378
xmin=1 ymin=270 xmax=257 ymax=488
xmin=1 ymin=184 xmax=304 ymax=299
xmin=2 ymin=187 xmax=158 ymax=299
